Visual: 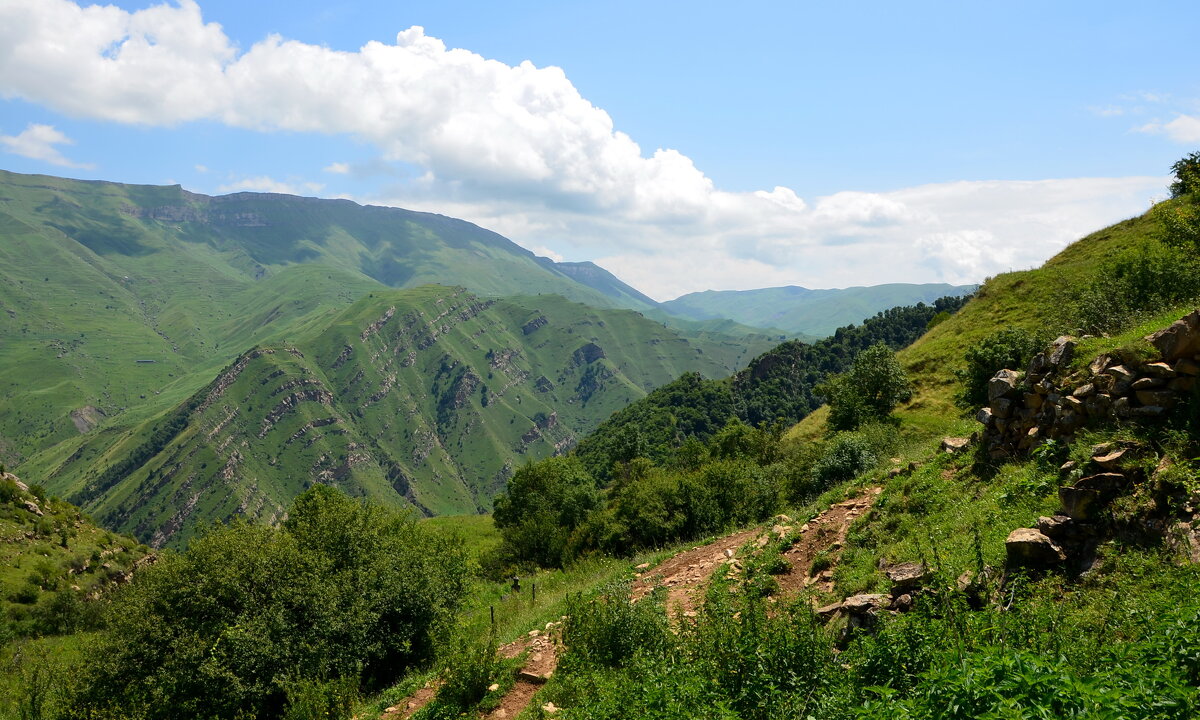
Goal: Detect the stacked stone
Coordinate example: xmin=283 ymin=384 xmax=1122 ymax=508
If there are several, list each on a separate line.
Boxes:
xmin=1005 ymin=445 xmax=1146 ymax=571
xmin=977 ymin=310 xmax=1200 ymax=459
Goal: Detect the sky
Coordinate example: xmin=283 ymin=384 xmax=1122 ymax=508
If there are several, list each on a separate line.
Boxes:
xmin=1 ymin=1 xmax=1198 ymax=301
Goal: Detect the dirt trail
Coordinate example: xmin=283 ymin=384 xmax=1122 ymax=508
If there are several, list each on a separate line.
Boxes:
xmin=631 ymin=527 xmax=762 ymax=615
xmin=775 ymin=487 xmax=881 ymax=598
xmin=483 ymin=629 xmax=559 ymax=719
xmin=381 ymin=525 xmax=788 ymax=719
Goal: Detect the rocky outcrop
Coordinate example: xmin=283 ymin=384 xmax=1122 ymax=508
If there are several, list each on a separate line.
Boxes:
xmin=977 ymin=312 xmax=1200 ymax=458
xmin=1005 ymin=528 xmax=1066 ymax=567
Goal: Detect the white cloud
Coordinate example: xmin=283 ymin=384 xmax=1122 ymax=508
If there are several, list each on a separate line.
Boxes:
xmin=530 ymin=245 xmax=564 ymax=263
xmin=1138 ymin=114 xmax=1200 ymax=144
xmin=194 ymin=163 xmax=208 ymax=172
xmin=323 ymin=162 xmax=351 ymax=174
xmin=0 ymin=123 xmax=92 ymax=168
xmin=217 ymin=176 xmax=324 ymax=195
xmin=0 ymin=1 xmax=1174 ymax=300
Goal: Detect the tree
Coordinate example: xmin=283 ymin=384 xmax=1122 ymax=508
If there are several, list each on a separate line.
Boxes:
xmin=818 ymin=343 xmax=912 ymax=431
xmin=493 ymin=457 xmax=599 ymax=568
xmin=1169 ymin=151 xmax=1200 ymax=198
xmin=75 ymin=486 xmax=469 ymax=720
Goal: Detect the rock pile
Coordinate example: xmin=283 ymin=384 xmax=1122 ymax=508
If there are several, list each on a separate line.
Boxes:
xmin=815 ymin=561 xmax=930 ymax=635
xmin=1004 ymin=442 xmax=1157 ymax=572
xmin=978 ymin=310 xmax=1200 ymax=458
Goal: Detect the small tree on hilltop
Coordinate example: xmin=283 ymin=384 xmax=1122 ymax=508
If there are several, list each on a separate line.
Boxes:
xmin=1169 ymin=151 xmax=1200 ymax=198
xmin=818 ymin=343 xmax=912 ymax=431
xmin=1157 ymin=151 xmax=1200 ymax=252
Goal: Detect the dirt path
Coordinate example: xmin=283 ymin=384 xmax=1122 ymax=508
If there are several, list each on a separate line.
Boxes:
xmin=381 ymin=525 xmax=776 ymax=719
xmin=483 ymin=629 xmax=559 ymax=719
xmin=631 ymin=527 xmax=762 ymax=615
xmin=775 ymin=487 xmax=881 ymax=598
xmin=381 ymin=682 xmax=438 ymax=719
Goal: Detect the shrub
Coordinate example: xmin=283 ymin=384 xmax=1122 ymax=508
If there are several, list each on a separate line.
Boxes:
xmin=819 ymin=343 xmax=912 ymax=431
xmin=74 ymin=486 xmax=469 ymax=720
xmin=430 ymin=630 xmax=502 ymax=713
xmin=561 ymin=581 xmax=669 ymax=670
xmin=493 ymin=457 xmax=599 ymax=568
xmin=1066 ymin=240 xmax=1200 ymax=335
xmin=811 ymin=432 xmax=880 ymax=490
xmin=955 ymin=328 xmax=1043 ymax=408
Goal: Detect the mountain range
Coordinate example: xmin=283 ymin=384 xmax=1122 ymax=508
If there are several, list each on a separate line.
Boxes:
xmin=0 ymin=169 xmax=976 ymax=545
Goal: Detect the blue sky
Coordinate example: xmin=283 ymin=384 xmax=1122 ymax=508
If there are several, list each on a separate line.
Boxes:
xmin=2 ymin=0 xmax=1198 ymax=299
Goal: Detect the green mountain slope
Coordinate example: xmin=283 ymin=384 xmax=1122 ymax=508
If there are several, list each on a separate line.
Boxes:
xmin=26 ymin=286 xmax=732 ymax=547
xmin=0 ymin=170 xmax=726 ymax=465
xmin=537 ymin=259 xmax=661 ymax=313
xmin=662 ymin=282 xmax=975 ymax=337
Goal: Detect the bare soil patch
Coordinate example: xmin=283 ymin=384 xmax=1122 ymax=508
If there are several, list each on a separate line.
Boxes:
xmin=775 ymin=487 xmax=881 ymax=599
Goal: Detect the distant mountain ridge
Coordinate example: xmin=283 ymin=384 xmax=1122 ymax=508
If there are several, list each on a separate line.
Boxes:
xmin=28 ymin=286 xmax=736 ymax=547
xmin=661 ymin=282 xmax=977 ymax=337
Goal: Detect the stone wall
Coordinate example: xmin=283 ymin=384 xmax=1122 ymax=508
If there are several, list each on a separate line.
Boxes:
xmin=977 ymin=309 xmax=1200 ymax=459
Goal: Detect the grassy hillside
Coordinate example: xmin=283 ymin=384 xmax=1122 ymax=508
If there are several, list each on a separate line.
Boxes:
xmin=0 ymin=170 xmax=693 ymax=466
xmin=663 ymin=282 xmax=975 ymax=337
xmin=24 ymin=286 xmax=733 ymax=547
xmin=0 ymin=471 xmax=148 ymax=639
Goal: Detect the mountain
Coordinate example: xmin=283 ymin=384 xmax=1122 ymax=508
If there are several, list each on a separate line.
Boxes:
xmin=25 ymin=286 xmax=735 ymax=547
xmin=536 ymin=259 xmax=661 ymax=313
xmin=661 ymin=282 xmax=976 ymax=337
xmin=0 ymin=170 xmax=739 ymax=466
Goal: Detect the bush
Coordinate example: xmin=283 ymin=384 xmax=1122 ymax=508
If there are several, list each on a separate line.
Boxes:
xmin=74 ymin=486 xmax=469 ymax=720
xmin=561 ymin=582 xmax=669 ymax=670
xmin=430 ymin=630 xmax=502 ymax=713
xmin=955 ymin=328 xmax=1043 ymax=409
xmin=1066 ymin=240 xmax=1200 ymax=336
xmin=819 ymin=343 xmax=912 ymax=431
xmin=493 ymin=457 xmax=599 ymax=569
xmin=810 ymin=431 xmax=880 ymax=490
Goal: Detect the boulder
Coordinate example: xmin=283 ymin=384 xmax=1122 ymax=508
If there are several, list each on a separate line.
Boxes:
xmin=976 ymin=407 xmax=995 ymax=426
xmin=988 ymin=369 xmax=1022 ymax=402
xmin=1142 ymin=362 xmax=1177 ymax=379
xmin=1084 ymin=393 xmax=1112 ymax=417
xmin=993 ymin=398 xmax=1013 ymax=418
xmin=1049 ymin=336 xmax=1077 ymax=367
xmin=815 ymin=602 xmax=843 ymax=620
xmin=1075 ymin=472 xmax=1127 ymax=495
xmin=841 ymin=594 xmax=889 ymax=615
xmin=1137 ymin=390 xmax=1177 ymax=408
xmin=1091 ymin=449 xmax=1130 ymax=471
xmin=941 ymin=437 xmax=971 ymax=454
xmin=1175 ymin=358 xmax=1200 ymax=376
xmin=1132 ymin=377 xmax=1165 ymax=390
xmin=1072 ymin=383 xmax=1095 ymax=399
xmin=1169 ymin=376 xmax=1196 ymax=392
xmin=1088 ymin=354 xmax=1114 ymax=376
xmin=885 ymin=562 xmax=930 ymax=593
xmin=1146 ymin=309 xmax=1200 ymax=362
xmin=1104 ymin=364 xmax=1132 ymax=393
xmin=1059 ymin=486 xmax=1104 ymax=520
xmin=892 ymin=593 xmax=914 ymax=612
xmin=1036 ymin=515 xmax=1075 ymax=540
xmin=1005 ymin=528 xmax=1066 ymax=567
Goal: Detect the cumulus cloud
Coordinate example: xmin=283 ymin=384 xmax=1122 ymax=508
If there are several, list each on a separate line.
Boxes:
xmin=0 ymin=123 xmax=92 ymax=168
xmin=0 ymin=1 xmax=1172 ymax=299
xmin=217 ymin=176 xmax=324 ymax=195
xmin=1138 ymin=114 xmax=1200 ymax=144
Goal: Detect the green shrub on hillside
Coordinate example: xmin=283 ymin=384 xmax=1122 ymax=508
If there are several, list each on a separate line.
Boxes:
xmin=1066 ymin=240 xmax=1200 ymax=335
xmin=819 ymin=343 xmax=912 ymax=431
xmin=74 ymin=486 xmax=469 ymax=720
xmin=492 ymin=457 xmax=599 ymax=568
xmin=954 ymin=328 xmax=1043 ymax=409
